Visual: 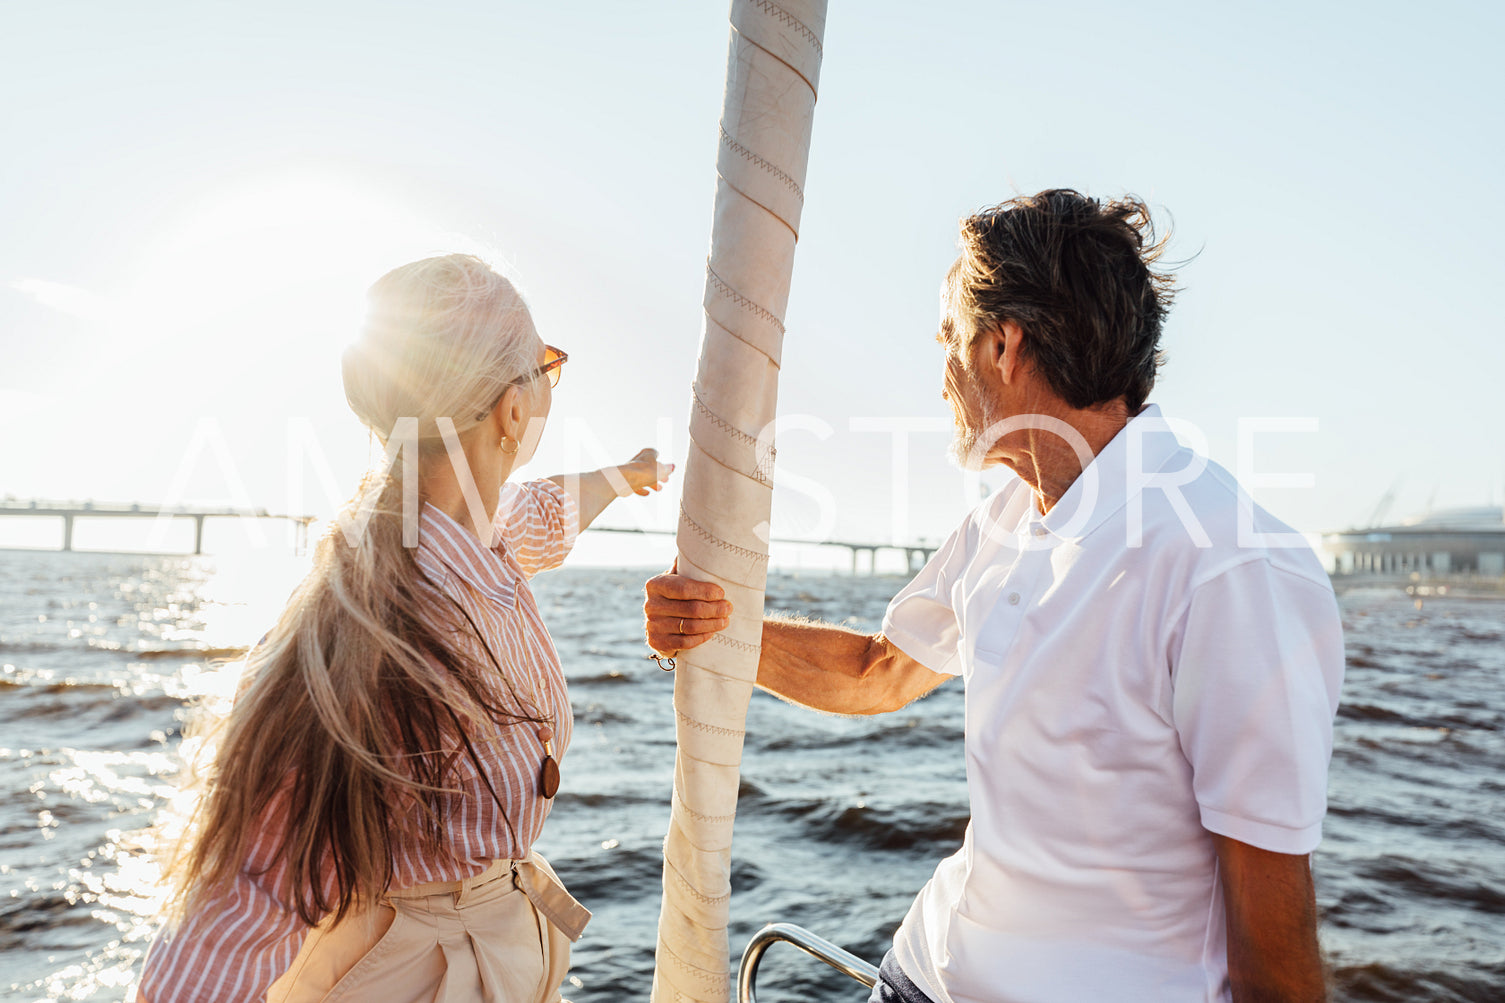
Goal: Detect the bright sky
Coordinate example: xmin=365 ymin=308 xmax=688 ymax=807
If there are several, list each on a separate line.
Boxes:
xmin=3 ymin=0 xmax=1502 ymax=564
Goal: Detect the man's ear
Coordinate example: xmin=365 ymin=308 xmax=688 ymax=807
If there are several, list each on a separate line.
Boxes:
xmin=990 ymin=320 xmax=1025 ymax=384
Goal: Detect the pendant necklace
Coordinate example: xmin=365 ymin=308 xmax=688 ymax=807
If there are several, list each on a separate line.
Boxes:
xmin=520 ymin=666 xmax=560 ymax=799
xmin=537 ymin=722 xmax=560 ymax=799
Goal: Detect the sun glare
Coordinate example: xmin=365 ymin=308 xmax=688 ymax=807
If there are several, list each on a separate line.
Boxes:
xmin=110 ymin=173 xmax=440 ymax=375
xmin=14 ymin=170 xmax=483 ymax=520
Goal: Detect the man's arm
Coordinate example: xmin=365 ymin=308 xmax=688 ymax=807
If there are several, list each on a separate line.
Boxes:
xmin=758 ymin=617 xmax=949 ymax=715
xmin=1213 ymin=833 xmax=1327 ymax=1002
xmin=643 ymin=572 xmax=948 ymax=715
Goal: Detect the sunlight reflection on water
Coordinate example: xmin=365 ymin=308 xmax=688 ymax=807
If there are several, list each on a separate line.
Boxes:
xmin=1 ymin=546 xmax=307 ymax=1002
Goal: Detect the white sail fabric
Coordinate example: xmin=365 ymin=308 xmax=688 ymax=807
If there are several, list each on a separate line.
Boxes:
xmin=651 ymin=2 xmax=827 ymax=1001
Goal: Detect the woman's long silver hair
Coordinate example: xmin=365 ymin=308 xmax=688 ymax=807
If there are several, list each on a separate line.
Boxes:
xmin=162 ymin=254 xmax=547 ymax=926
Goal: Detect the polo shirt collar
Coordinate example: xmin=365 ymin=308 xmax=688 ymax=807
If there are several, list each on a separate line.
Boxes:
xmin=415 ymin=502 xmax=518 ymax=610
xmin=1033 ymin=403 xmax=1185 ymax=542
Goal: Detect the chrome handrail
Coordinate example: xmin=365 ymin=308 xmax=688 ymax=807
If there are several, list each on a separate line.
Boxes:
xmin=737 ymin=922 xmax=879 ymax=1002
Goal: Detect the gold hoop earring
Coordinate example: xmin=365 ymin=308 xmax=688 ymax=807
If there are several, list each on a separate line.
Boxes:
xmin=500 ymin=436 xmax=519 ymax=455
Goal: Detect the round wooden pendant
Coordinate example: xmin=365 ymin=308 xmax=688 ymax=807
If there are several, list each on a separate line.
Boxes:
xmin=540 ymin=755 xmax=560 ymax=799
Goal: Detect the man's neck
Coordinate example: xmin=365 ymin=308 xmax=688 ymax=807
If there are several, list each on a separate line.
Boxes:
xmin=999 ymin=399 xmax=1134 ymax=515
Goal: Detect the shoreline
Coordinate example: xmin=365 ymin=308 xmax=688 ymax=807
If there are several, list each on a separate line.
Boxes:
xmin=1330 ymin=573 xmax=1505 ymax=601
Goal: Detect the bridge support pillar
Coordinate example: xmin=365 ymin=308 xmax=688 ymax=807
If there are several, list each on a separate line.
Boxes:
xmin=194 ymin=515 xmax=206 ymax=555
xmin=62 ymin=514 xmax=74 ymax=552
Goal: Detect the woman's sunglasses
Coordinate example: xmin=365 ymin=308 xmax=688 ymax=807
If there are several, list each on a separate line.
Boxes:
xmin=520 ymin=344 xmax=568 ymax=389
xmin=475 ymin=345 xmax=568 ymax=420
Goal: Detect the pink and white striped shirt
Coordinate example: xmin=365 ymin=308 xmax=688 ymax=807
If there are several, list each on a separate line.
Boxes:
xmin=139 ymin=479 xmax=580 ymax=1003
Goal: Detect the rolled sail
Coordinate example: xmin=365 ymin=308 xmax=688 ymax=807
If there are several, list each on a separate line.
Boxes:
xmin=651 ymin=2 xmax=828 ymax=1001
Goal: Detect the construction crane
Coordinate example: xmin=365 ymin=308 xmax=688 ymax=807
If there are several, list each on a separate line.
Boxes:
xmin=1367 ymin=478 xmax=1403 ymax=528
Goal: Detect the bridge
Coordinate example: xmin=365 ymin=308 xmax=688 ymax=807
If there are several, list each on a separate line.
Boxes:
xmin=0 ymin=499 xmax=315 ymax=555
xmin=0 ymin=499 xmax=935 ymax=572
xmin=587 ymin=525 xmax=936 ymax=574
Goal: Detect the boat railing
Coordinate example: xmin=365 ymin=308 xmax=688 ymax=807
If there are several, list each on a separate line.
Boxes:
xmin=737 ymin=922 xmax=879 ymax=1002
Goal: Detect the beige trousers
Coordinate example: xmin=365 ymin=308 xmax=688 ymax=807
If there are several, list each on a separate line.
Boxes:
xmin=267 ymin=852 xmax=591 ymax=1003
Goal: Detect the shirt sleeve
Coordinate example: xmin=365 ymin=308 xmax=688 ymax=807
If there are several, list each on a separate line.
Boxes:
xmin=1169 ymin=558 xmax=1345 ymax=854
xmin=880 ymin=516 xmax=970 ymax=677
xmin=492 ymin=478 xmax=580 ymax=578
xmin=138 ymin=868 xmax=308 ymax=1003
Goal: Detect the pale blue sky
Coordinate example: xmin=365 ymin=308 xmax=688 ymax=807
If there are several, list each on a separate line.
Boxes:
xmin=2 ymin=0 xmax=1502 ymax=559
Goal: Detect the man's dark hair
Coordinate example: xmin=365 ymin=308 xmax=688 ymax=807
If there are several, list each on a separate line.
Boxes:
xmin=950 ymin=189 xmax=1176 ymax=412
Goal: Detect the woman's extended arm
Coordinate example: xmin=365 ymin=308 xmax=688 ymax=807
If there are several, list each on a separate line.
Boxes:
xmin=547 ymin=448 xmax=673 ymax=532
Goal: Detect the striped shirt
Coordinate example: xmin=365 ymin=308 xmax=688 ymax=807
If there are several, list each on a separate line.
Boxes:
xmin=139 ymin=479 xmax=579 ymax=1003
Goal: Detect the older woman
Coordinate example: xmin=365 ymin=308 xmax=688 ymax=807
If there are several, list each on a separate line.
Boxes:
xmin=140 ymin=254 xmax=669 ymax=1003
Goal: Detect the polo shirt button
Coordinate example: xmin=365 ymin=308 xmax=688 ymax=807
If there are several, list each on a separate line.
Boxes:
xmin=1007 ymin=592 xmax=1021 ymax=606
xmin=1033 ymin=525 xmax=1048 ymax=537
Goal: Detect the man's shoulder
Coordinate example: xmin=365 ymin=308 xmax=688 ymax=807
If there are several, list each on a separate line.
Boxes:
xmin=1127 ymin=449 xmax=1330 ymax=593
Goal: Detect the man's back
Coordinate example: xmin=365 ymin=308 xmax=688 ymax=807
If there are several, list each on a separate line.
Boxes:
xmin=881 ymin=406 xmax=1344 ymax=1003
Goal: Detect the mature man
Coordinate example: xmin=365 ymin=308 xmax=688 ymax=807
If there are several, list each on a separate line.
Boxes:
xmin=645 ymin=189 xmax=1344 ymax=1002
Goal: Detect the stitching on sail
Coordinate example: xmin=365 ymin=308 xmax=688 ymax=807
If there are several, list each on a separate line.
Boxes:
xmin=666 ymin=860 xmax=732 ymax=906
xmin=662 ymin=943 xmax=731 ymax=988
xmin=730 ymin=22 xmax=818 ymax=97
xmin=689 ymin=439 xmax=773 ymax=487
xmin=747 ymin=0 xmax=823 ymax=57
xmin=692 ymin=383 xmax=760 ymax=448
xmin=677 ymin=711 xmax=746 ymax=738
xmin=706 ymin=263 xmax=785 ymax=334
xmin=691 ymin=382 xmax=779 ymax=483
xmin=720 ymin=126 xmax=805 ymax=201
xmin=673 ymin=794 xmax=737 ymax=825
xmin=680 ymin=503 xmax=770 ymax=563
xmin=709 ymin=632 xmax=761 ymax=655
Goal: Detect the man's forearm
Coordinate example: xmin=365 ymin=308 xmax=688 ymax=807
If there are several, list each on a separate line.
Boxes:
xmin=758 ymin=618 xmax=943 ymax=715
xmin=1215 ymin=835 xmax=1327 ymax=1002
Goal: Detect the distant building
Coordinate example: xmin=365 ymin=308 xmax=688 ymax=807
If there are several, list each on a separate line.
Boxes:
xmin=1324 ymin=506 xmax=1505 ymax=577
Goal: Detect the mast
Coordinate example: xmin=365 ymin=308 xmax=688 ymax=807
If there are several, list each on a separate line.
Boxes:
xmin=651 ymin=2 xmax=828 ymax=1000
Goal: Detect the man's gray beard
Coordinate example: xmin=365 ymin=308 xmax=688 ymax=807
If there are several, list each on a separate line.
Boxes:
xmin=946 ymin=399 xmax=1000 ymax=472
xmin=947 ymin=421 xmax=990 ymax=472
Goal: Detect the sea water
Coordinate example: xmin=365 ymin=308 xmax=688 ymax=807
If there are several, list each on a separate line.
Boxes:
xmin=0 ymin=550 xmax=1501 ymax=1001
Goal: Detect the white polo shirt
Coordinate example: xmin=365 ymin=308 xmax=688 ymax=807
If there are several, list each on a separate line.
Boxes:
xmin=882 ymin=405 xmax=1344 ymax=1003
